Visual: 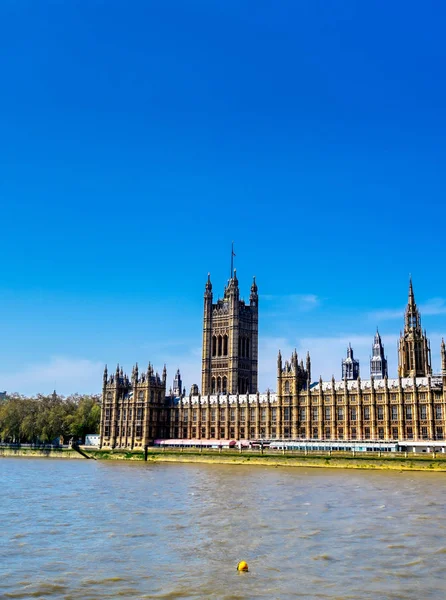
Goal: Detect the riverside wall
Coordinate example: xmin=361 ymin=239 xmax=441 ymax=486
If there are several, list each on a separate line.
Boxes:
xmin=2 ymin=446 xmax=446 ymax=471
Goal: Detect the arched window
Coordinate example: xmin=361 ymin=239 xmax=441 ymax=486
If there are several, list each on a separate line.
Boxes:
xmin=222 ymin=376 xmax=227 ymax=393
xmin=138 ymin=391 xmax=144 ymax=400
xmin=107 ymin=392 xmax=112 ymax=401
xmin=218 ymin=336 xmax=222 ymax=357
xmin=212 ymin=377 xmax=216 ymax=393
xmin=212 ymin=336 xmax=217 ymax=357
xmin=217 ymin=377 xmax=222 ymax=392
xmin=223 ymin=335 xmax=228 ymax=356
xmin=285 ymin=381 xmax=290 ymax=394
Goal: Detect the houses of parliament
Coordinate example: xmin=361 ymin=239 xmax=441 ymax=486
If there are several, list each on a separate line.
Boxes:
xmin=99 ymin=269 xmax=446 ymax=449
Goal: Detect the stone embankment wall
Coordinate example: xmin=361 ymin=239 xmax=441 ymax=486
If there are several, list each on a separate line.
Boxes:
xmin=3 ymin=447 xmax=446 ymax=471
xmin=0 ymin=447 xmax=84 ymax=459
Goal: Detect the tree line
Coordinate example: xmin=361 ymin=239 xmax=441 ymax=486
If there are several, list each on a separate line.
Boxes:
xmin=0 ymin=393 xmax=101 ymax=444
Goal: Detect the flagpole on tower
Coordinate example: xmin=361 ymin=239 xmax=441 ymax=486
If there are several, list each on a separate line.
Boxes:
xmin=231 ymin=241 xmax=235 ymax=278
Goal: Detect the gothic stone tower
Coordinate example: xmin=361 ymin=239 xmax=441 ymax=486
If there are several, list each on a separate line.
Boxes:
xmin=202 ymin=270 xmax=258 ymax=395
xmin=370 ymin=329 xmax=388 ymax=379
xmin=398 ymin=279 xmax=432 ymax=377
xmin=342 ymin=344 xmax=360 ymax=380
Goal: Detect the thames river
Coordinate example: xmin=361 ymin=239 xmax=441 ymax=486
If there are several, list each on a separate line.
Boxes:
xmin=1 ymin=459 xmax=446 ymax=599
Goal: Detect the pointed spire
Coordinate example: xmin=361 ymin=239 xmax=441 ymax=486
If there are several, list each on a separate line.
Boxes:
xmin=251 ymin=275 xmax=258 ymax=294
xmin=205 ymin=272 xmax=212 ymax=295
xmin=408 ymin=276 xmax=415 ymax=310
xmin=277 ymin=349 xmax=282 ymax=371
xmin=103 ymin=365 xmax=108 ymax=384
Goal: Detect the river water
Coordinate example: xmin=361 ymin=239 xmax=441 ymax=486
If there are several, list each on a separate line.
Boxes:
xmin=1 ymin=459 xmax=446 ymax=599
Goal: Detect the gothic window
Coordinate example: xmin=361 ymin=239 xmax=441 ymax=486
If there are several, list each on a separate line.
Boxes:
xmin=222 ymin=376 xmax=227 ymax=393
xmin=230 ymin=408 xmax=236 ymax=422
xmin=240 ymin=408 xmax=246 ymax=421
xmin=107 ymin=392 xmax=112 ymax=401
xmin=435 ymin=405 xmax=442 ymax=420
xmin=104 ymin=425 xmax=110 ymax=437
xmin=311 ymin=407 xmax=318 ymax=420
xmin=220 ymin=408 xmax=226 ymax=421
xmin=217 ymin=377 xmax=221 ymax=392
xmin=183 ymin=412 xmax=188 ymax=423
xmin=212 ymin=336 xmax=217 ymax=357
xmin=271 ymin=407 xmax=277 ymax=422
xmin=299 ymin=407 xmax=306 ymax=421
xmin=193 ymin=410 xmax=197 ymax=422
xmin=223 ymin=335 xmax=228 ymax=356
xmin=138 ymin=391 xmax=144 ymax=401
xmin=391 ymin=406 xmax=398 ymax=420
xmin=212 ymin=378 xmax=216 ymax=393
xmin=211 ymin=408 xmax=216 ymax=421
xmin=363 ymin=407 xmax=370 ymax=421
xmin=201 ymin=408 xmax=206 ymax=420
xmin=436 ymin=427 xmax=444 ymax=440
xmin=218 ymin=336 xmax=222 ymax=357
xmin=337 ymin=407 xmax=344 ymax=421
xmin=350 ymin=407 xmax=357 ymax=422
xmin=405 ymin=405 xmax=413 ymax=420
xmin=284 ymin=381 xmax=290 ymax=394
xmin=325 ymin=407 xmax=331 ymax=420
xmin=284 ymin=407 xmax=290 ymax=421
xmin=377 ymin=406 xmax=384 ymax=420
xmin=250 ymin=408 xmax=256 ymax=421
xmin=419 ymin=405 xmax=427 ymax=420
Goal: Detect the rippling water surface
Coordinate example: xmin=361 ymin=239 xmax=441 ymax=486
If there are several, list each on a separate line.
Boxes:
xmin=1 ymin=459 xmax=446 ymax=599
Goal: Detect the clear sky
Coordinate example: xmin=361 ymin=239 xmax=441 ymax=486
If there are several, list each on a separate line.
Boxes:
xmin=1 ymin=1 xmax=446 ymax=395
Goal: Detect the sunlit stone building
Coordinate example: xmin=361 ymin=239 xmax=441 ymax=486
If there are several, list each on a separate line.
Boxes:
xmin=99 ymin=275 xmax=446 ymax=448
xmin=100 ymin=363 xmax=170 ymax=449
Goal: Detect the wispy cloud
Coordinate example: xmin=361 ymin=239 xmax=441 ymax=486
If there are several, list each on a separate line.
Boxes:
xmin=1 ymin=356 xmax=103 ymax=396
xmin=262 ymin=294 xmax=321 ymax=316
xmin=369 ymin=298 xmax=446 ymax=321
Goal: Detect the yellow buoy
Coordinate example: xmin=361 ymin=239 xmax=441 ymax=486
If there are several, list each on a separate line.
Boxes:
xmin=237 ymin=560 xmax=249 ymax=572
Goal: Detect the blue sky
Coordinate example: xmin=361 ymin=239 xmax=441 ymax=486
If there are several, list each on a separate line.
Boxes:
xmin=1 ymin=1 xmax=446 ymax=395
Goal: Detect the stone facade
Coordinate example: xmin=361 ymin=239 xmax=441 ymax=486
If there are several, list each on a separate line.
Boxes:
xmin=100 ymin=363 xmax=170 ymax=449
xmin=169 ymin=374 xmax=446 ymax=442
